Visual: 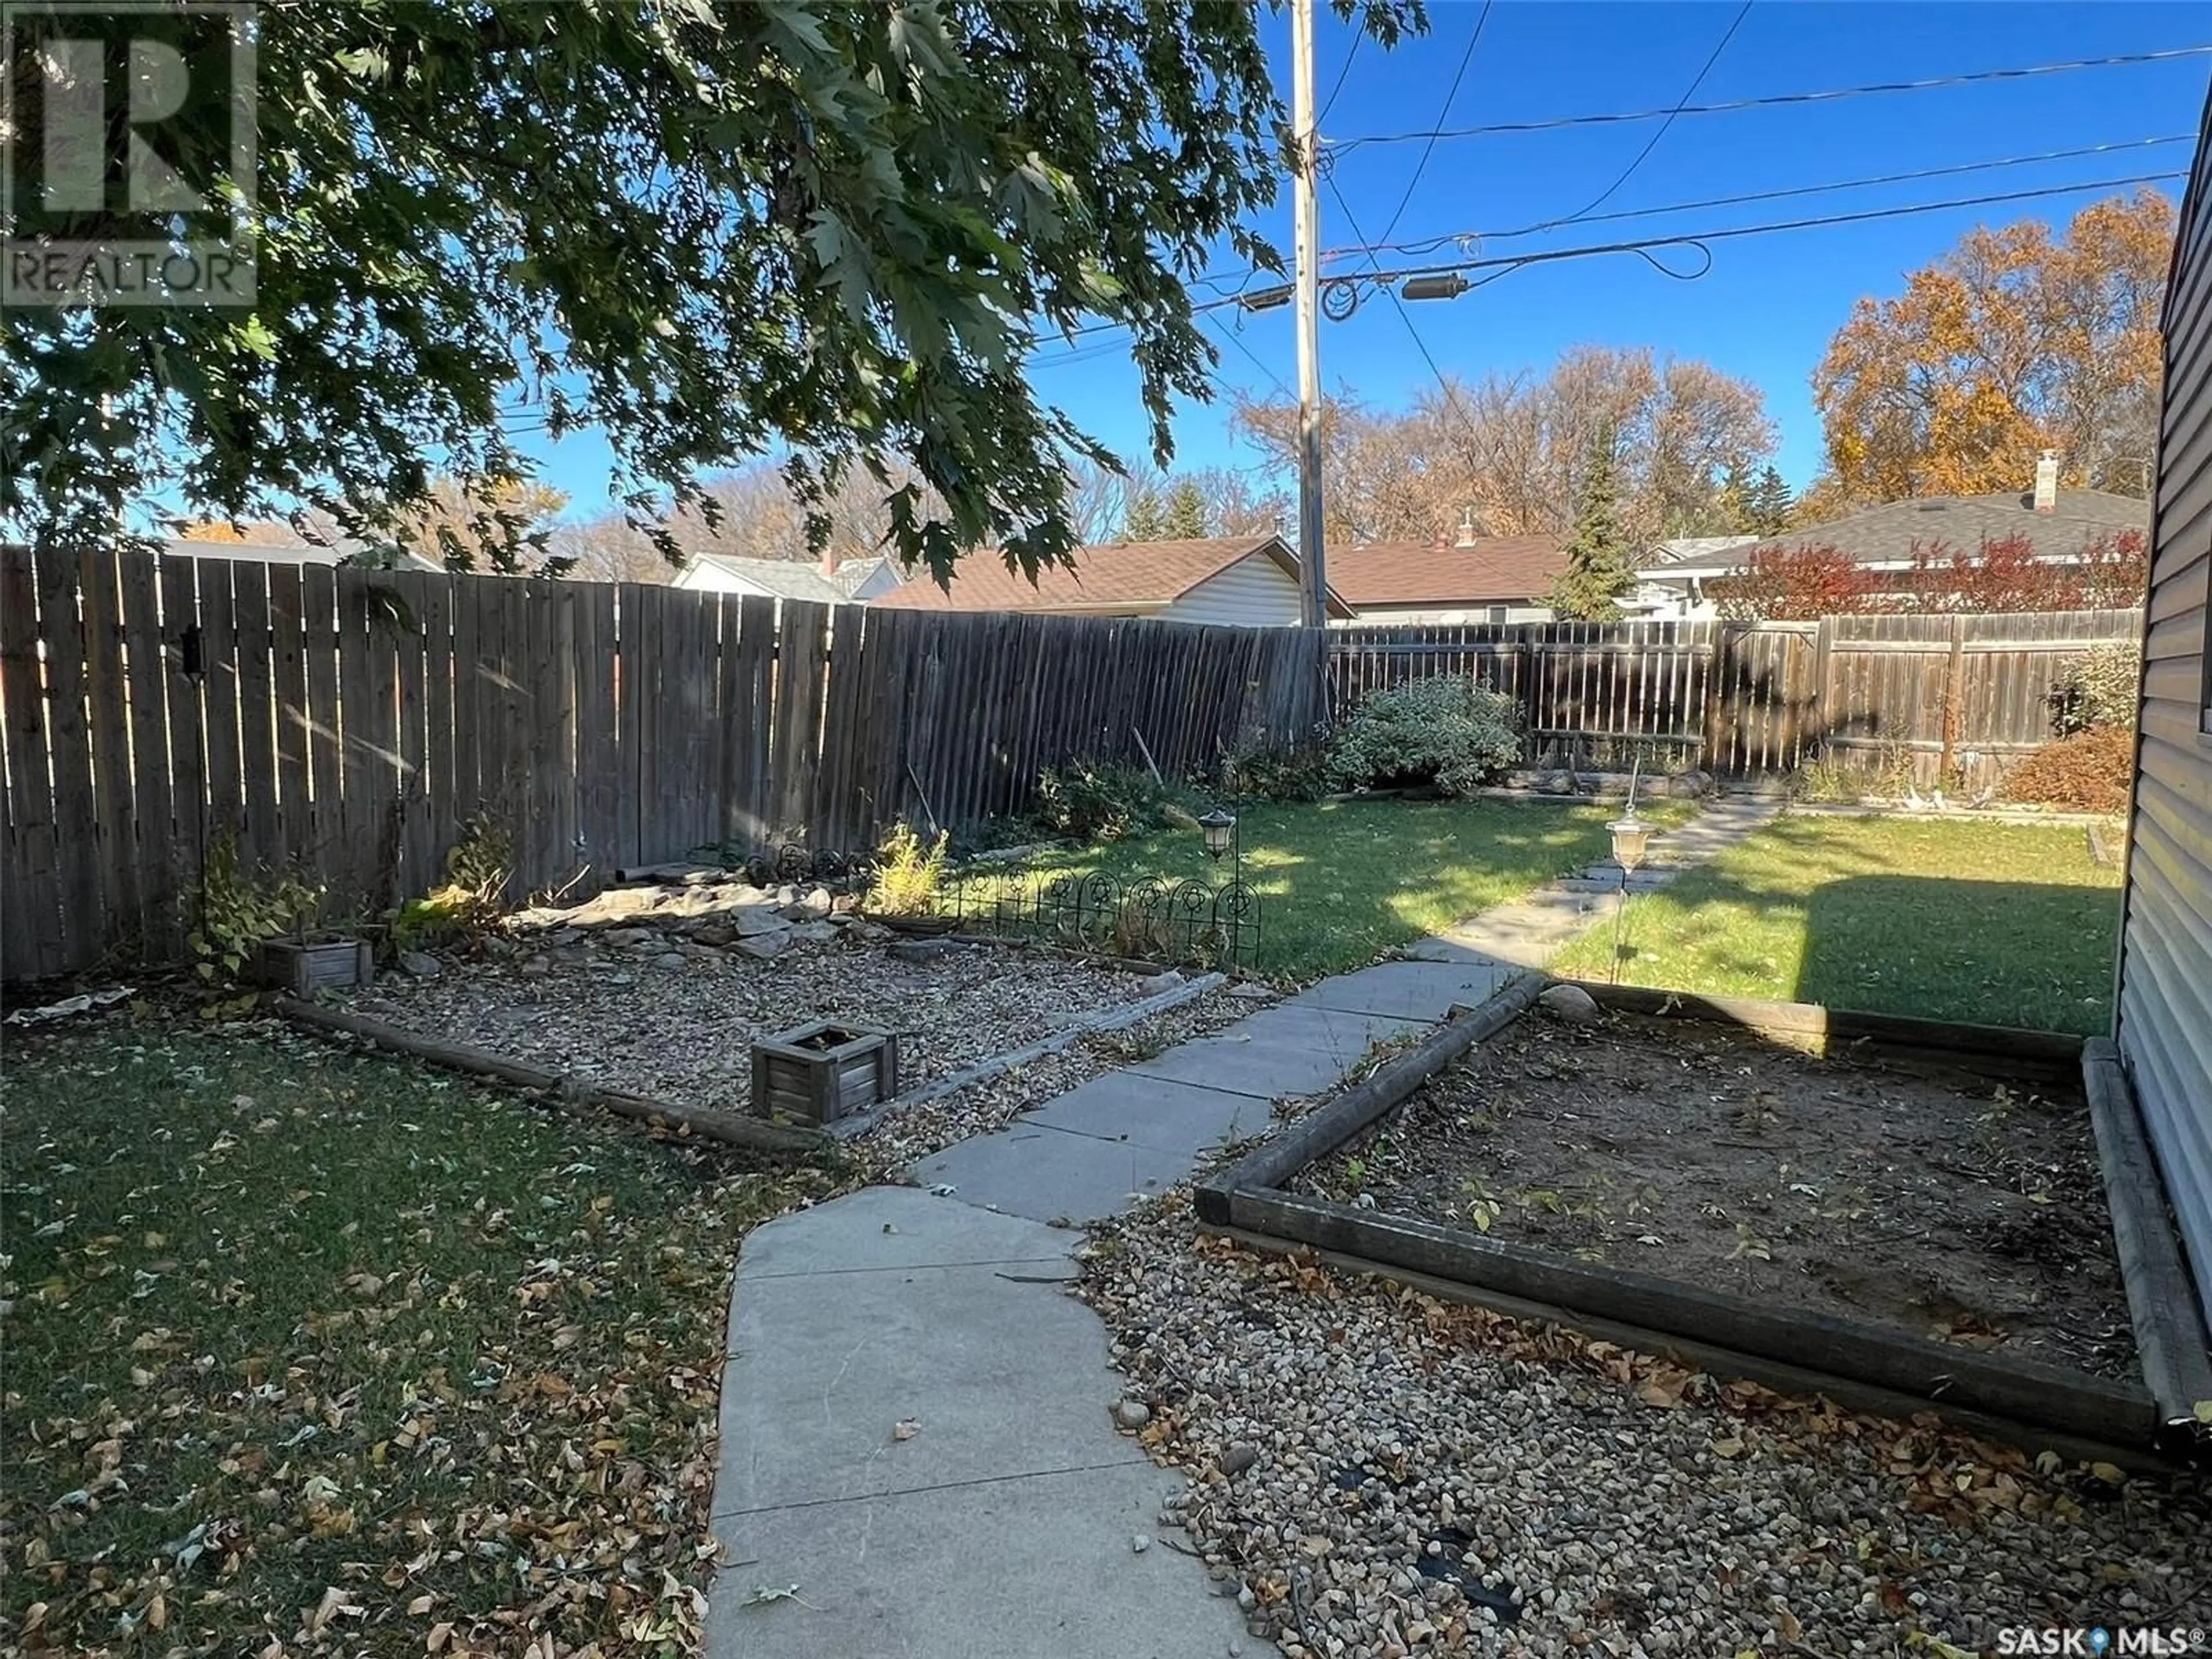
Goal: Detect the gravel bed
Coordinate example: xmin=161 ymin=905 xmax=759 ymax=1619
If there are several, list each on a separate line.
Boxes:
xmin=342 ymin=933 xmax=1169 ymax=1118
xmin=1081 ymin=1199 xmax=2210 ymax=1659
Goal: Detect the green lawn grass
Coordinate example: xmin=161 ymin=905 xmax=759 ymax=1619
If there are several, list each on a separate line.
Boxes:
xmin=1 ymin=1019 xmax=830 ymax=1657
xmin=1033 ymin=796 xmax=1691 ymax=983
xmin=1550 ymin=813 xmax=2123 ymax=1034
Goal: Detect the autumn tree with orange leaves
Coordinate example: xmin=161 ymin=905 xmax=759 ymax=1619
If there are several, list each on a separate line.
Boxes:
xmin=1810 ymin=190 xmax=2172 ymax=507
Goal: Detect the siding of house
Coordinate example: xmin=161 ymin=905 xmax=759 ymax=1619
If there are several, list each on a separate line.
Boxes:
xmin=1332 ymin=603 xmax=1554 ymax=627
xmin=1162 ymin=551 xmax=1306 ymax=627
xmin=2118 ymin=99 xmax=2212 ymax=1314
xmin=673 ymin=562 xmax=766 ymax=597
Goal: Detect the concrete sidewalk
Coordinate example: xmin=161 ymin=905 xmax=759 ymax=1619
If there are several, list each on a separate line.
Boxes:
xmin=704 ymin=796 xmax=1787 ymax=1656
xmin=703 ymin=1187 xmax=1252 ymax=1658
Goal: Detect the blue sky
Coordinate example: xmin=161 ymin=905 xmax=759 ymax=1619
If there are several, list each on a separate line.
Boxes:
xmin=521 ymin=1 xmax=2211 ymax=516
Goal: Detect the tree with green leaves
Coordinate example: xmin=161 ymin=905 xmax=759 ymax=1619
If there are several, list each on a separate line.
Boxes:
xmin=4 ymin=0 xmax=1422 ymax=574
xmin=1121 ymin=487 xmax=1171 ymax=542
xmin=1548 ymin=429 xmax=1635 ymax=620
xmin=1163 ymin=479 xmax=1209 ymax=539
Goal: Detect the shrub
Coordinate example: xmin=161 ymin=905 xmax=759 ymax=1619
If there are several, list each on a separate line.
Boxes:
xmin=1220 ymin=740 xmax=1332 ymax=803
xmin=1032 ymin=761 xmax=1199 ymax=842
xmin=2048 ymin=641 xmax=2142 ymax=737
xmin=1999 ymin=726 xmax=2133 ymax=814
xmin=1325 ymin=676 xmax=1521 ymax=796
xmin=394 ymin=816 xmax=513 ymax=950
xmin=867 ymin=821 xmax=949 ymax=915
xmin=188 ymin=836 xmax=326 ymax=984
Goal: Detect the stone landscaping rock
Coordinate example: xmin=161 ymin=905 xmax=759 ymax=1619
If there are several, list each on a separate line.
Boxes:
xmin=650 ymin=951 xmax=689 ymax=970
xmin=733 ymin=932 xmax=790 ymax=960
xmin=399 ymin=950 xmax=441 ymax=979
xmin=518 ymin=955 xmax=551 ymax=978
xmin=603 ymin=927 xmax=654 ymax=948
xmin=889 ymin=937 xmax=966 ymax=964
xmin=691 ymin=922 xmax=737 ymax=948
xmin=1112 ymin=1399 xmax=1152 ymax=1429
xmin=794 ymin=885 xmax=835 ymax=919
xmin=1130 ymin=1534 xmax=1152 ymax=1555
xmin=1219 ymin=1443 xmax=1260 ymax=1477
xmin=791 ymin=921 xmax=842 ymax=945
xmin=1537 ymin=983 xmax=1601 ymax=1024
xmin=1227 ymin=982 xmax=1277 ymax=1002
xmin=730 ymin=907 xmax=789 ymax=937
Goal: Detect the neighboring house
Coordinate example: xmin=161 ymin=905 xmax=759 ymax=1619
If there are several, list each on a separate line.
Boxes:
xmin=161 ymin=536 xmax=440 ymax=573
xmin=1632 ymin=476 xmax=2150 ymax=619
xmin=2117 ymin=86 xmax=2212 ymax=1318
xmin=1325 ymin=531 xmax=1565 ymax=626
xmin=870 ymin=534 xmax=1352 ymax=626
xmin=674 ymin=550 xmax=899 ymax=604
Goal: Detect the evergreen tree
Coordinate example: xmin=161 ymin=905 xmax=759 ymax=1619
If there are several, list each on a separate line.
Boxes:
xmin=1747 ymin=465 xmax=1796 ymax=536
xmin=1163 ymin=478 xmax=1209 ymax=539
xmin=1716 ymin=460 xmax=1753 ymax=533
xmin=1548 ymin=429 xmax=1635 ymax=620
xmin=1121 ymin=487 xmax=1169 ymax=541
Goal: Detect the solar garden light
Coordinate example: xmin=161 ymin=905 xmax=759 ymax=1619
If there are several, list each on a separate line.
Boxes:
xmin=1198 ymin=806 xmax=1238 ymax=862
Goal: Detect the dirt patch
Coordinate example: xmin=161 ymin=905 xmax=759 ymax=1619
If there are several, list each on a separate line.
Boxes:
xmin=1297 ymin=1010 xmax=2135 ymax=1380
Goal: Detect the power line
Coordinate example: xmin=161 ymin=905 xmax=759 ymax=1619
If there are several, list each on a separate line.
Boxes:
xmin=1338 ymin=169 xmax=2188 ymax=291
xmin=1317 ymin=26 xmax=1360 ymax=123
xmin=1542 ymin=0 xmax=1752 ymax=229
xmin=1199 ymin=308 xmax=1296 ymax=402
xmin=1329 ymin=44 xmax=2212 ymax=150
xmin=1372 ymin=1 xmax=1493 ymax=253
xmin=1327 ymin=134 xmax=2196 ymax=261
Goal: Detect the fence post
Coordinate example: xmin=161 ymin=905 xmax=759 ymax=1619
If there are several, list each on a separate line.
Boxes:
xmin=1703 ymin=624 xmax=1733 ymax=777
xmin=1937 ymin=612 xmax=1967 ymax=785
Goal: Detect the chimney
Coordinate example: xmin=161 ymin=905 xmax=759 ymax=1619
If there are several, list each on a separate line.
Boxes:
xmin=821 ymin=545 xmax=842 ymax=577
xmin=2033 ymin=450 xmax=2058 ymax=516
xmin=1455 ymin=505 xmax=1479 ymax=548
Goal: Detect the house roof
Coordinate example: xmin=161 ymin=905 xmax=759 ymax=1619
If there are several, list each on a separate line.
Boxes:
xmin=1652 ymin=489 xmax=2150 ymax=579
xmin=872 ymin=535 xmax=1353 ymax=618
xmin=1647 ymin=534 xmax=1758 ymax=566
xmin=160 ymin=537 xmax=440 ymax=571
xmin=684 ymin=551 xmax=892 ymax=602
xmin=1324 ymin=535 xmax=1565 ymax=607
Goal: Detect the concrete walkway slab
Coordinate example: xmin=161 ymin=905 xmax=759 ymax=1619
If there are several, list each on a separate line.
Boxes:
xmin=707 ymin=1188 xmax=1245 ymax=1658
xmin=1023 ymin=1071 xmax=1267 ymax=1159
xmin=908 ymin=1123 xmax=1189 ymax=1224
xmin=1124 ymin=1003 xmax=1426 ymax=1100
xmin=1283 ymin=958 xmax=1516 ymax=1020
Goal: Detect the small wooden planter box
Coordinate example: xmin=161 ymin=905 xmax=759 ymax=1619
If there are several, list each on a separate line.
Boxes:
xmin=259 ymin=937 xmax=374 ymax=996
xmin=751 ymin=1021 xmax=900 ymax=1126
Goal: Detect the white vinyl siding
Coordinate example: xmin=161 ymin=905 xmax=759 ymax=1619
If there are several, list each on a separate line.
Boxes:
xmin=1331 ymin=603 xmax=1554 ymax=627
xmin=1161 ymin=551 xmax=1306 ymax=627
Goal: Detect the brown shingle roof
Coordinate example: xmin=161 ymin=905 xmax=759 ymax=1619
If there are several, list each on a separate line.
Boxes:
xmin=873 ymin=535 xmax=1351 ymax=615
xmin=1649 ymin=489 xmax=2150 ymax=578
xmin=1326 ymin=536 xmax=1566 ymax=607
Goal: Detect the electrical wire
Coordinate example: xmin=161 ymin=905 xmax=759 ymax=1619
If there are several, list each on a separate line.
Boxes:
xmin=1345 ymin=168 xmax=2188 ymax=288
xmin=1540 ymin=0 xmax=1752 ymax=230
xmin=1325 ymin=134 xmax=2196 ymax=261
xmin=1328 ymin=45 xmax=2212 ymax=150
xmin=1318 ymin=26 xmax=1361 ymax=123
xmin=1197 ymin=308 xmax=1297 ymax=402
xmin=1372 ymin=1 xmax=1493 ymax=253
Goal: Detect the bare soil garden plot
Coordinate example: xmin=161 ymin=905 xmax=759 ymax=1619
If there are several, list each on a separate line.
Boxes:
xmin=1294 ymin=1010 xmax=2135 ymax=1381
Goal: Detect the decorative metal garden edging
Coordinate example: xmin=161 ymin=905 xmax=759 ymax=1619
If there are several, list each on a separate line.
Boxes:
xmin=935 ymin=865 xmax=1261 ymax=974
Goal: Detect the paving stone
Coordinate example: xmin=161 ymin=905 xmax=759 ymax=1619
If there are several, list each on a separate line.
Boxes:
xmin=909 ymin=1125 xmax=1190 ymax=1225
xmin=1125 ymin=1005 xmax=1427 ymax=1100
xmin=1022 ymin=1072 xmax=1264 ymax=1160
xmin=1282 ymin=960 xmax=1516 ymax=1021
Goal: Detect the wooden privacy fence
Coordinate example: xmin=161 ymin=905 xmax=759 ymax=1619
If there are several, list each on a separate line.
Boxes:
xmin=1330 ymin=620 xmax=1819 ymax=776
xmin=1 ymin=547 xmax=1328 ymax=983
xmin=1329 ymin=608 xmax=2143 ymax=785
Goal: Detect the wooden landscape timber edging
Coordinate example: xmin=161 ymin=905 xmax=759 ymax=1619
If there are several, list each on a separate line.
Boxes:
xmin=2082 ymin=1037 xmax=2212 ymax=1456
xmin=1212 ymin=1226 xmax=2174 ymax=1475
xmin=1192 ymin=972 xmax=1542 ymax=1224
xmin=275 ymin=997 xmax=831 ymax=1156
xmin=1565 ymin=980 xmax=2086 ymax=1088
xmin=1195 ymin=976 xmax=2166 ymax=1453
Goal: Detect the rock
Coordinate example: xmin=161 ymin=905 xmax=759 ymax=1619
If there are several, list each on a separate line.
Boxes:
xmin=398 ymin=950 xmax=441 ymax=979
xmin=846 ymin=919 xmax=891 ymax=943
xmin=774 ymin=884 xmax=800 ymax=907
xmin=480 ymin=935 xmax=518 ymax=959
xmin=733 ymin=932 xmax=790 ymax=960
xmin=831 ymin=893 xmax=862 ymax=915
xmin=1144 ymin=969 xmax=1185 ymax=989
xmin=650 ymin=951 xmax=689 ymax=970
xmin=889 ymin=937 xmax=965 ymax=964
xmin=791 ymin=921 xmax=842 ymax=945
xmin=600 ymin=971 xmax=635 ymax=987
xmin=691 ymin=922 xmax=737 ymax=948
xmin=1131 ymin=1534 xmax=1152 ymax=1555
xmin=1237 ymin=1585 xmax=1258 ymax=1612
xmin=730 ymin=906 xmax=790 ymax=938
xmin=796 ymin=885 xmax=835 ymax=919
xmin=603 ymin=927 xmax=655 ymax=948
xmin=1537 ymin=983 xmax=1601 ymax=1024
xmin=518 ymin=955 xmax=552 ymax=978
xmin=1112 ymin=1399 xmax=1152 ymax=1429
xmin=546 ymin=926 xmax=583 ymax=947
xmin=1228 ymin=981 xmax=1277 ymax=1002
xmin=1220 ymin=1443 xmax=1261 ymax=1478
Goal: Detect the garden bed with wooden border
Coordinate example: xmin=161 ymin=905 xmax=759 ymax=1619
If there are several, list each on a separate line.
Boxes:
xmin=1195 ymin=980 xmax=2211 ymax=1464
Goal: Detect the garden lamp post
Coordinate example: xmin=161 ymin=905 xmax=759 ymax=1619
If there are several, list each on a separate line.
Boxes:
xmin=1605 ymin=762 xmax=1649 ymax=983
xmin=1198 ymin=805 xmax=1239 ymax=867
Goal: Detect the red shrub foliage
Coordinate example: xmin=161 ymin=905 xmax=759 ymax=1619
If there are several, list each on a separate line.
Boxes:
xmin=1998 ymin=725 xmax=2133 ymax=813
xmin=1711 ymin=529 xmax=2148 ymax=621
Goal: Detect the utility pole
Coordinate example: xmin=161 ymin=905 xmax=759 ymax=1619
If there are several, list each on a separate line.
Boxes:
xmin=1291 ymin=0 xmax=1326 ymax=629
